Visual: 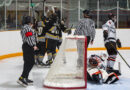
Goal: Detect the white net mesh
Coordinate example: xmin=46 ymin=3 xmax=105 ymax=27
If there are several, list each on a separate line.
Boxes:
xmin=43 ymin=36 xmax=87 ymax=89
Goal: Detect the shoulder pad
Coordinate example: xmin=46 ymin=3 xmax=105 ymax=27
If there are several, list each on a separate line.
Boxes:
xmin=106 ymin=20 xmax=112 ymax=25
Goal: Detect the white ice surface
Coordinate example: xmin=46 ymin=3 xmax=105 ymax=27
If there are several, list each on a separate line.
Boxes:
xmin=0 ymin=50 xmax=130 ymax=90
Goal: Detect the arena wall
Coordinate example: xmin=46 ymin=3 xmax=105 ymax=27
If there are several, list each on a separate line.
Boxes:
xmin=0 ymin=29 xmax=130 ymax=60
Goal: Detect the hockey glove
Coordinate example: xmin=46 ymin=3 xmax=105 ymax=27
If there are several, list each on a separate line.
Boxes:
xmin=65 ymin=28 xmax=72 ymax=35
xmin=103 ymin=30 xmax=108 ymax=41
xmin=67 ymin=29 xmax=72 ymax=35
xmin=116 ymin=39 xmax=122 ymax=48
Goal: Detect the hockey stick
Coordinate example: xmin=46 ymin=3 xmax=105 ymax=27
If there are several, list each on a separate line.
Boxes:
xmin=117 ymin=50 xmax=130 ymax=68
xmin=42 ymin=0 xmax=46 ymax=16
xmin=110 ymin=43 xmax=130 ymax=69
xmin=67 ymin=24 xmax=73 ymax=35
xmin=70 ymin=24 xmax=73 ymax=29
xmin=118 ymin=62 xmax=121 ymax=74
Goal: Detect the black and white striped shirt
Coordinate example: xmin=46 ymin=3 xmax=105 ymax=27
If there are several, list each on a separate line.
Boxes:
xmin=74 ymin=18 xmax=96 ymax=41
xmin=21 ymin=24 xmax=37 ymax=47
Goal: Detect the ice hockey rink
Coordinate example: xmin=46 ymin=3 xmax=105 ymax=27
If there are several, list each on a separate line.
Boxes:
xmin=1 ymin=0 xmax=130 ymax=90
xmin=0 ymin=50 xmax=130 ymax=90
xmin=0 ymin=29 xmax=130 ymax=90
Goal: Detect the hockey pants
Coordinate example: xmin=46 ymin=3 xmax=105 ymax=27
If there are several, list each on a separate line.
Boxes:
xmin=105 ymin=41 xmax=117 ymax=68
xmin=35 ymin=42 xmax=46 ymax=62
xmin=46 ymin=38 xmax=57 ymax=61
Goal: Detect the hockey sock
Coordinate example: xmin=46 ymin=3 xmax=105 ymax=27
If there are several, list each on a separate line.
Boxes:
xmin=36 ymin=55 xmax=45 ymax=66
xmin=47 ymin=53 xmax=53 ymax=61
xmin=38 ymin=55 xmax=44 ymax=62
xmin=46 ymin=53 xmax=53 ymax=65
xmin=52 ymin=53 xmax=56 ymax=60
xmin=107 ymin=55 xmax=116 ymax=68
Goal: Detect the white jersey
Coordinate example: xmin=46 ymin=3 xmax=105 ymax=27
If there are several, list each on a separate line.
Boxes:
xmin=87 ymin=55 xmax=108 ymax=83
xmin=102 ymin=20 xmax=116 ymax=43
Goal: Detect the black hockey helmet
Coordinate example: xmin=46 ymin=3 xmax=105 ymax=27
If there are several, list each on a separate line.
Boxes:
xmin=83 ymin=9 xmax=90 ymax=15
xmin=41 ymin=16 xmax=46 ymax=21
xmin=108 ymin=13 xmax=115 ymax=19
xmin=51 ymin=13 xmax=58 ymax=22
xmin=23 ymin=16 xmax=33 ymax=25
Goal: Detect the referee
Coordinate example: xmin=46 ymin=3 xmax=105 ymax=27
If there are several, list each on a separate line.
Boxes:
xmin=17 ymin=16 xmax=38 ymax=87
xmin=74 ymin=9 xmax=96 ymax=47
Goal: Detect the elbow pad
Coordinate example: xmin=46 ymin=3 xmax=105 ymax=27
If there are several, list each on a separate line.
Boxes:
xmin=103 ymin=31 xmax=108 ymax=40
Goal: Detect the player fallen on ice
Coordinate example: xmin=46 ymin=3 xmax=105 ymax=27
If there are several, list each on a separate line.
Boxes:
xmin=87 ymin=53 xmax=121 ymax=84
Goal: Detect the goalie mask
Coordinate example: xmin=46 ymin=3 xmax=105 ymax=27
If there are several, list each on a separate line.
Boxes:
xmin=89 ymin=57 xmax=99 ymax=67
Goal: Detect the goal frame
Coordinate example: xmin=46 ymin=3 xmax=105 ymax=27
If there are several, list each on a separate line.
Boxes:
xmin=43 ymin=36 xmax=87 ymax=89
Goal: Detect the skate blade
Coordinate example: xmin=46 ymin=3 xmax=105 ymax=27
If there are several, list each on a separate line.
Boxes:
xmin=36 ymin=65 xmax=43 ymax=68
xmin=28 ymin=83 xmax=33 ymax=85
xmin=42 ymin=65 xmax=51 ymax=68
xmin=17 ymin=80 xmax=28 ymax=87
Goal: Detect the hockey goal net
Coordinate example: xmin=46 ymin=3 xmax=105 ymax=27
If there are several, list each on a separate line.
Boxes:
xmin=43 ymin=36 xmax=87 ymax=89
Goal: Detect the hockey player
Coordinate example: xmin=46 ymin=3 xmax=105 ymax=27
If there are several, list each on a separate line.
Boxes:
xmin=54 ymin=7 xmax=71 ymax=49
xmin=56 ymin=20 xmax=71 ymax=49
xmin=87 ymin=54 xmax=120 ymax=84
xmin=102 ymin=13 xmax=122 ymax=73
xmin=45 ymin=11 xmax=71 ymax=66
xmin=35 ymin=17 xmax=47 ymax=67
xmin=54 ymin=7 xmax=61 ymax=21
xmin=44 ymin=11 xmax=59 ymax=66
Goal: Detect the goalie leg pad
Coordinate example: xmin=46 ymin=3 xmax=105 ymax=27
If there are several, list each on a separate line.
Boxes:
xmin=104 ymin=72 xmax=119 ymax=84
xmin=87 ymin=68 xmax=103 ymax=84
xmin=92 ymin=71 xmax=103 ymax=84
xmin=87 ymin=72 xmax=93 ymax=81
xmin=107 ymin=68 xmax=121 ymax=76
